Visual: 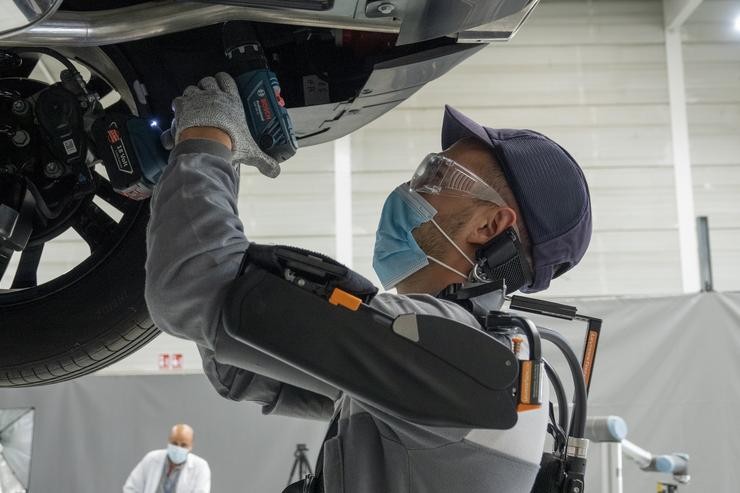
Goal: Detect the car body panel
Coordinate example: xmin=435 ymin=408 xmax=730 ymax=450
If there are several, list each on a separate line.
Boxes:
xmin=398 ymin=0 xmax=531 ymax=44
xmin=290 ymin=43 xmax=486 ymax=146
xmin=0 ymin=0 xmax=535 ymax=47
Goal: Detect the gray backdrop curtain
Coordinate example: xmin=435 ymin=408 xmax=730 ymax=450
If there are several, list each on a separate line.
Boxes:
xmin=525 ymin=291 xmax=740 ymax=493
xmin=0 ymin=374 xmax=326 ymax=493
xmin=1 ymin=291 xmax=738 ymax=492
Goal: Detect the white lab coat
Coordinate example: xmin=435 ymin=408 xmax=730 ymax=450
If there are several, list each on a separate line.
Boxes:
xmin=123 ymin=449 xmax=211 ymax=493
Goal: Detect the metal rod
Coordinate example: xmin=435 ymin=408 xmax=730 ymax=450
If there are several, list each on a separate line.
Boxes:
xmin=621 ymin=439 xmax=653 ymax=469
xmin=0 ymin=1 xmax=399 ymax=47
xmin=601 ymin=443 xmax=623 ymax=493
xmin=696 ymin=216 xmax=713 ymax=291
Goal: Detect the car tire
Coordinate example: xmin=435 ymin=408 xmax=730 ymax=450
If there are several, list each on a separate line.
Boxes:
xmin=0 ymin=46 xmax=168 ymax=387
xmin=0 ymin=201 xmax=158 ymax=386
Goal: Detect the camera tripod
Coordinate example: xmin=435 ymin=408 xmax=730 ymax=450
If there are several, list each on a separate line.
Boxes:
xmin=287 ymin=443 xmax=314 ymax=486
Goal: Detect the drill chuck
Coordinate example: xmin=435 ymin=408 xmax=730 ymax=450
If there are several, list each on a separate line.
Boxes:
xmin=224 ymin=22 xmax=268 ymax=71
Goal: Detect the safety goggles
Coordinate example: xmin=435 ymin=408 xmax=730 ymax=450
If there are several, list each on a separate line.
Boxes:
xmin=410 ymin=153 xmax=508 ymax=206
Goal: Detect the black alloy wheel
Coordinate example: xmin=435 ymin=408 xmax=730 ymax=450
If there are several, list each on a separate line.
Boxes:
xmin=0 ymin=47 xmax=158 ymax=386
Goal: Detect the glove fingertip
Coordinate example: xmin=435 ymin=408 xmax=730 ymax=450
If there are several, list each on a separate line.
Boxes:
xmin=198 ymin=76 xmax=218 ymax=91
xmin=183 ymin=85 xmax=200 ymax=97
xmin=234 ymin=157 xmax=281 ymax=178
xmin=259 ymin=159 xmax=281 ymax=179
xmin=216 ymin=72 xmax=239 ymax=96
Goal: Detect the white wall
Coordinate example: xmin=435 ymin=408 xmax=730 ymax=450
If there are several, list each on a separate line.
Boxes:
xmin=683 ymin=0 xmax=740 ymax=291
xmin=237 ymin=142 xmax=338 ymax=256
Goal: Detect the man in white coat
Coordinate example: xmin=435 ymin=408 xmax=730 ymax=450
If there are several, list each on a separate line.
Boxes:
xmin=123 ymin=423 xmax=211 ymax=493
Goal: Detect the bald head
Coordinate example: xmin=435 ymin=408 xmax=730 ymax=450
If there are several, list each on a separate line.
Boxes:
xmin=168 ymin=424 xmax=194 ymax=451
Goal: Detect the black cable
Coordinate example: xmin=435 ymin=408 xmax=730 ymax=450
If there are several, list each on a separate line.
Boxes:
xmin=0 ymin=50 xmax=23 ymax=69
xmin=9 ymin=47 xmax=78 ymax=73
xmin=23 ymin=179 xmax=74 ymax=220
xmin=543 ymin=358 xmax=568 ymax=433
xmin=0 ymin=88 xmax=20 ymax=100
xmin=538 ymin=326 xmax=588 ymax=439
xmin=547 ymin=403 xmax=567 ymax=455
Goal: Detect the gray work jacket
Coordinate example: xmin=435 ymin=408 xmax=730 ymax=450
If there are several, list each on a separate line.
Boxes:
xmin=144 ymin=140 xmax=548 ymax=493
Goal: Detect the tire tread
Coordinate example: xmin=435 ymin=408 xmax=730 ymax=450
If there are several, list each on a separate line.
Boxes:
xmin=0 ymin=318 xmax=159 ymax=387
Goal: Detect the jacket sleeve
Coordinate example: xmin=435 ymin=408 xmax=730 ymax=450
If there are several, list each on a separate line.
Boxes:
xmin=145 ymin=139 xmax=334 ymax=420
xmin=194 ymin=457 xmax=211 ymax=493
xmin=122 ymin=455 xmax=146 ymax=493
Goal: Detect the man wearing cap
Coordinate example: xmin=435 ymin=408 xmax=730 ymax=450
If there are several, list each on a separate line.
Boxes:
xmin=145 ymin=73 xmax=591 ymax=493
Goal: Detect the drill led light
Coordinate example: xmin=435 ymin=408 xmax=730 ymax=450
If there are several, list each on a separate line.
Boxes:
xmin=149 ymin=119 xmax=159 ymax=128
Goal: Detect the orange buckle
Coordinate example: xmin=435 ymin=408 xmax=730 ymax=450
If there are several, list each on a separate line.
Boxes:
xmin=517 ymin=403 xmax=542 ymax=413
xmin=328 ymin=288 xmax=362 ymax=311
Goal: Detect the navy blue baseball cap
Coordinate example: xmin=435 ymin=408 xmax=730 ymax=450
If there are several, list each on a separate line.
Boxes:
xmin=441 ymin=105 xmax=592 ymax=293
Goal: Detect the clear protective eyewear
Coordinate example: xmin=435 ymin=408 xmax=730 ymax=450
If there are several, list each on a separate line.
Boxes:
xmin=410 ymin=153 xmax=509 ymax=206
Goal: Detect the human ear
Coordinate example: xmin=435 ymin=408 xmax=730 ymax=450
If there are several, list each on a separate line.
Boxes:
xmin=467 ymin=206 xmax=517 ymax=245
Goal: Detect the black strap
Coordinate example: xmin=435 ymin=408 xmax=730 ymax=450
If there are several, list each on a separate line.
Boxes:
xmin=241 ymin=243 xmax=378 ymax=302
xmin=312 ymin=409 xmax=341 ymax=492
xmin=281 ymin=410 xmax=339 ymax=493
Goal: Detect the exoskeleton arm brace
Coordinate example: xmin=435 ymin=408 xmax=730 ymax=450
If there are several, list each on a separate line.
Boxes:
xmin=217 ymin=243 xmax=542 ymax=430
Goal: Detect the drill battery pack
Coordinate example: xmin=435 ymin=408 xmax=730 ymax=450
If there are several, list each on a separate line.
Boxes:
xmin=92 ymin=114 xmax=169 ymax=200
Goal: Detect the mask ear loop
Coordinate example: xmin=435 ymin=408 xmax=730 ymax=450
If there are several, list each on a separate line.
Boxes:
xmin=427 ymin=255 xmax=469 ymax=281
xmin=425 ymin=218 xmax=477 ymax=282
xmin=430 ymin=218 xmax=476 ymax=266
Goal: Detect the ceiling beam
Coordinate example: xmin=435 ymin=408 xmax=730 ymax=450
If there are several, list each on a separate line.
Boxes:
xmin=663 ymin=0 xmax=704 ymax=30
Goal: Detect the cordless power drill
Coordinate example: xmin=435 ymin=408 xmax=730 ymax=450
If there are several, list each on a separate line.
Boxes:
xmin=92 ymin=22 xmax=297 ymax=200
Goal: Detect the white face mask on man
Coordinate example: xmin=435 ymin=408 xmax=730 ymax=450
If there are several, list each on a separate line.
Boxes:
xmin=167 ymin=443 xmax=189 ymax=464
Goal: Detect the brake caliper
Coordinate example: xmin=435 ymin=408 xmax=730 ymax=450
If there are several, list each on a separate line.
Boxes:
xmin=0 ymin=50 xmax=100 ymax=250
xmin=35 ymin=84 xmax=87 ymax=171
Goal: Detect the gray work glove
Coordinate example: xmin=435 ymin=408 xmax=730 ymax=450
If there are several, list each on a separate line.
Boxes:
xmin=161 ymin=72 xmax=280 ymax=178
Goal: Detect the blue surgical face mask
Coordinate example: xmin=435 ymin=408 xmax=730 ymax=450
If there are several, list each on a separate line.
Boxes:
xmin=167 ymin=443 xmax=189 ymax=464
xmin=373 ymin=185 xmax=475 ymax=290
